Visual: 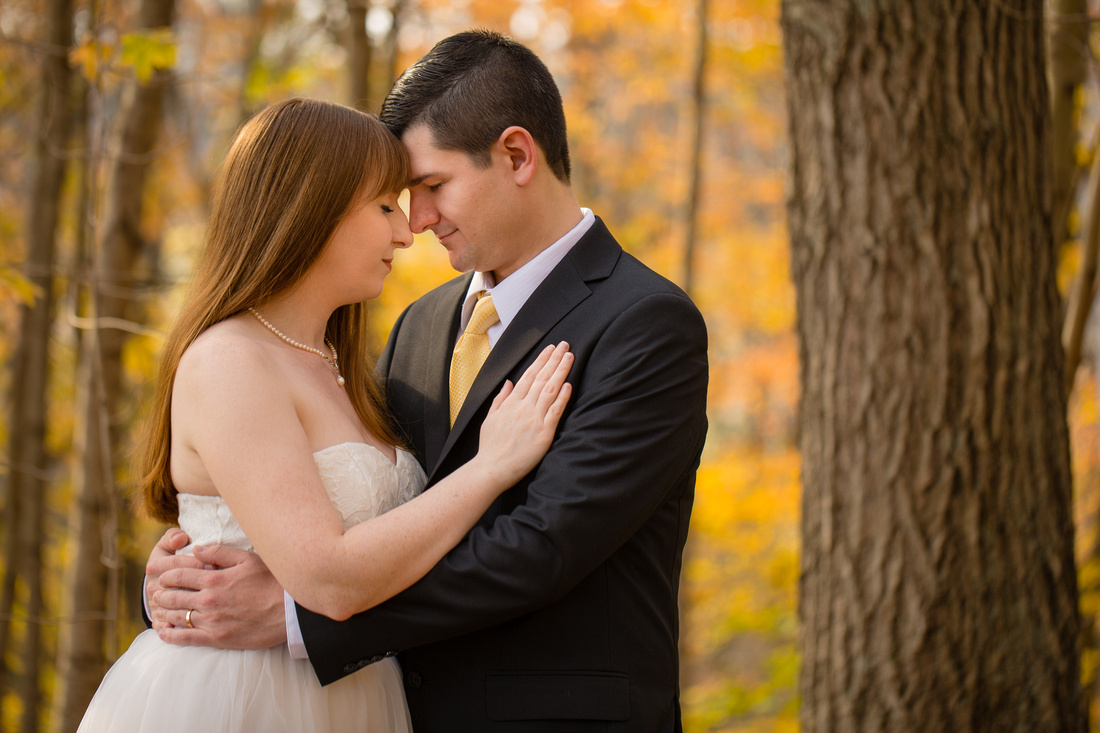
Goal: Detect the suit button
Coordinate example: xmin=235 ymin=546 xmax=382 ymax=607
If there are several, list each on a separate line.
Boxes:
xmin=406 ymin=671 xmax=422 ymax=689
xmin=343 ymin=664 xmax=358 ymax=674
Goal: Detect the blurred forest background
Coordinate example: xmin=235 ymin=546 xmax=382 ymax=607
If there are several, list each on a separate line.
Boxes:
xmin=0 ymin=0 xmax=1097 ymax=731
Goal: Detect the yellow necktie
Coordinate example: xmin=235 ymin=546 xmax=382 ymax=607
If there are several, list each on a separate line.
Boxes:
xmin=449 ymin=291 xmax=499 ymax=427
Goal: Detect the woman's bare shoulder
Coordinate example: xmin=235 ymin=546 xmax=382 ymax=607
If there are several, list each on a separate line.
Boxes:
xmin=176 ymin=315 xmax=279 ymax=392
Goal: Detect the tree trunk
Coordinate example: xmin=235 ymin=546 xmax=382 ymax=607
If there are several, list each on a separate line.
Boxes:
xmin=1062 ymin=154 xmax=1100 ymax=394
xmin=0 ymin=470 xmax=18 ymax=733
xmin=383 ymin=0 xmax=404 ymax=97
xmin=1048 ymin=0 xmax=1088 ymax=255
xmin=51 ymin=335 xmax=116 ymax=733
xmin=0 ymin=0 xmax=77 ymax=728
xmin=678 ymin=0 xmax=708 ymax=689
xmin=1047 ymin=0 xmax=1096 ymax=396
xmin=344 ymin=0 xmax=372 ymax=112
xmin=681 ymin=0 xmax=707 ymax=298
xmin=51 ymin=0 xmax=176 ymax=728
xmin=782 ymin=1 xmax=1083 ymax=731
xmin=234 ymin=0 xmax=267 ymax=124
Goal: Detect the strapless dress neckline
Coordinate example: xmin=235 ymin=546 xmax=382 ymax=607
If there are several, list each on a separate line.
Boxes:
xmin=312 ymin=440 xmax=401 ymax=467
xmin=175 ymin=444 xmax=424 ymax=554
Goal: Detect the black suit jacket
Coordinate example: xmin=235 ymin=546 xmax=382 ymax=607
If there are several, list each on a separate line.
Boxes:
xmin=297 ymin=218 xmax=709 ymax=732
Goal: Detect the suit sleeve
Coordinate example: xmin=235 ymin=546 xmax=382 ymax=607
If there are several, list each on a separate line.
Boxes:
xmin=299 ymin=291 xmax=709 ymax=684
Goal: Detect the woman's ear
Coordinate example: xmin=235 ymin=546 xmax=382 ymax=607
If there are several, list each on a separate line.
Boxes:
xmin=496 ymin=126 xmax=537 ymax=186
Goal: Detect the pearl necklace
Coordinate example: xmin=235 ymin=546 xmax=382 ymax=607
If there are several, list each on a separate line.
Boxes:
xmin=248 ymin=307 xmax=346 ymax=387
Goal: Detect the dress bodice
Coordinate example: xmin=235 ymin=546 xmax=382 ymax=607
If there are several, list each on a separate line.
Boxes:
xmin=79 ymin=444 xmax=420 ymax=733
xmin=176 ymin=443 xmax=425 ymax=553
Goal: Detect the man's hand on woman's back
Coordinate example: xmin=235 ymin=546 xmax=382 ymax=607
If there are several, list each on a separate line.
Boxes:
xmin=146 ymin=527 xmax=287 ymax=649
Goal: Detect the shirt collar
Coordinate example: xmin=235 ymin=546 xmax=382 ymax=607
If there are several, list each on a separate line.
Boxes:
xmin=459 ymin=208 xmax=595 ymax=335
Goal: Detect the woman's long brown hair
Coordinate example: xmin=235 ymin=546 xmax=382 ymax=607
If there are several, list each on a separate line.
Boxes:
xmin=139 ymin=98 xmax=410 ymax=524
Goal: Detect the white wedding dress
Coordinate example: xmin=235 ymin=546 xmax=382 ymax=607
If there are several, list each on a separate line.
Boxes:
xmin=77 ymin=442 xmax=425 ymax=733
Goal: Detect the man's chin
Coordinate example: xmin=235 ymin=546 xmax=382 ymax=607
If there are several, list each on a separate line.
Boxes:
xmin=446 ymin=252 xmax=473 ymax=273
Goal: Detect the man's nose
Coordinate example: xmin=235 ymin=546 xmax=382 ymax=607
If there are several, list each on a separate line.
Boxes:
xmin=407 ymin=190 xmax=439 ymax=234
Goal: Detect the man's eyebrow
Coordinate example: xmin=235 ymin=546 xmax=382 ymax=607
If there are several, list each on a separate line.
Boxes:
xmin=409 ymin=172 xmax=439 ymax=187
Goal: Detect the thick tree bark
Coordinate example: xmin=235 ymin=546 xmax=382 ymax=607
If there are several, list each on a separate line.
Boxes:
xmin=51 ymin=0 xmax=176 ymax=728
xmin=782 ymin=2 xmax=1083 ymax=731
xmin=0 ymin=0 xmax=76 ymax=729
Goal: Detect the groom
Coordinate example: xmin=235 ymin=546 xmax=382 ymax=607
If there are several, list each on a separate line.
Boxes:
xmin=148 ymin=30 xmax=708 ymax=731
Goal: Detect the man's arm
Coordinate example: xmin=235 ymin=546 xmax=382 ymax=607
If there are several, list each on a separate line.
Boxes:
xmin=298 ymin=292 xmax=709 ymax=683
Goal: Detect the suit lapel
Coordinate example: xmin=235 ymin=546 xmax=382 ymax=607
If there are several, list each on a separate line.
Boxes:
xmin=421 ymin=274 xmax=471 ymax=469
xmin=428 ymin=218 xmax=622 ymax=483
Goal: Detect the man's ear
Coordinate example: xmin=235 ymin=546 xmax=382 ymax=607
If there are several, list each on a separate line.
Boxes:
xmin=496 ymin=126 xmax=537 ymax=185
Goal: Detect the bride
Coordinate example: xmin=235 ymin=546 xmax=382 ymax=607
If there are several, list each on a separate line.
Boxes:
xmin=76 ymin=98 xmax=573 ymax=732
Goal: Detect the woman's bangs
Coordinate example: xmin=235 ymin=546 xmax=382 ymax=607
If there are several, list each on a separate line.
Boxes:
xmin=362 ymin=119 xmax=411 ymax=199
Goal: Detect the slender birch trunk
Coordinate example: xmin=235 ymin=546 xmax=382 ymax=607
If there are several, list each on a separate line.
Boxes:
xmin=51 ymin=0 xmax=176 ymax=728
xmin=0 ymin=0 xmax=77 ymax=729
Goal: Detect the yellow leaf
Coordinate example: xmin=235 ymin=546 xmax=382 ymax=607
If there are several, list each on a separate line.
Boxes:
xmin=121 ymin=29 xmax=177 ymax=83
xmin=69 ymin=38 xmax=116 ymax=81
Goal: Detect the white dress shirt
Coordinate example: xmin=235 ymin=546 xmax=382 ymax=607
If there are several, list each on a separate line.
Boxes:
xmin=286 ymin=208 xmax=595 ymax=658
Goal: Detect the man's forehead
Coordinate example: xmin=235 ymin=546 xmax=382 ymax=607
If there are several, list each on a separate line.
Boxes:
xmin=403 ymin=129 xmax=473 ymax=186
xmin=402 ymin=125 xmax=445 ymax=182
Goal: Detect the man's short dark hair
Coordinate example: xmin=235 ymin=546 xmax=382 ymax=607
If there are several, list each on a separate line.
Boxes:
xmin=380 ymin=29 xmax=572 ymax=183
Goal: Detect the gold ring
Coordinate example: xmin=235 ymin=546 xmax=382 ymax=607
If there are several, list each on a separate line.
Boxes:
xmin=186 ymin=609 xmax=194 ymax=628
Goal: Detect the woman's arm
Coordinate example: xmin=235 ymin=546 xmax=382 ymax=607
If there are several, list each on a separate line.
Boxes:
xmin=174 ymin=335 xmax=572 ymax=621
xmin=298 ymin=291 xmax=709 ymax=681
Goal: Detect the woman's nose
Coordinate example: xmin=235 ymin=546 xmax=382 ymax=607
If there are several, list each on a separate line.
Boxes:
xmin=393 ymin=210 xmax=413 ymax=248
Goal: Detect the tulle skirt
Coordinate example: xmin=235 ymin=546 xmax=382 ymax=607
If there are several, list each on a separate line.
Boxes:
xmin=77 ymin=629 xmax=412 ymax=732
